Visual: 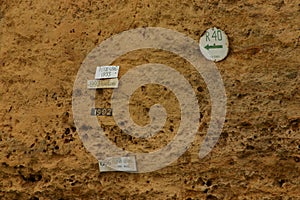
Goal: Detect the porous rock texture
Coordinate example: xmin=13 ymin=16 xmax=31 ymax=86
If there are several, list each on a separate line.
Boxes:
xmin=0 ymin=0 xmax=299 ymax=199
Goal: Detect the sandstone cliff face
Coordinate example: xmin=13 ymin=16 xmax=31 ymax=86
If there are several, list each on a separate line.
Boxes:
xmin=0 ymin=0 xmax=299 ymax=199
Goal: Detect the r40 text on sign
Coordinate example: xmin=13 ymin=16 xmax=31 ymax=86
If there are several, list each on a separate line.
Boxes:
xmin=199 ymin=27 xmax=229 ymax=62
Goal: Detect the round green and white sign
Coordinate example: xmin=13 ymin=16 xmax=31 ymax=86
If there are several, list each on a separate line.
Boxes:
xmin=199 ymin=27 xmax=229 ymax=62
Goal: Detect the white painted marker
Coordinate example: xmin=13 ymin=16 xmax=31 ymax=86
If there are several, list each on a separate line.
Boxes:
xmin=87 ymin=78 xmax=119 ymax=89
xmin=199 ymin=27 xmax=229 ymax=62
xmin=95 ymin=66 xmax=119 ymax=79
xmin=98 ymin=156 xmax=137 ymax=172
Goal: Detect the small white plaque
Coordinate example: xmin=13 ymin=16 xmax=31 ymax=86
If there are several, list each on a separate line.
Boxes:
xmin=199 ymin=27 xmax=229 ymax=62
xmin=98 ymin=156 xmax=137 ymax=172
xmin=95 ymin=66 xmax=119 ymax=79
xmin=87 ymin=78 xmax=118 ymax=89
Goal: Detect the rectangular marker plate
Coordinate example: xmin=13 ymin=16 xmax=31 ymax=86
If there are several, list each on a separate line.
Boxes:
xmin=91 ymin=108 xmax=112 ymax=116
xmin=87 ymin=78 xmax=118 ymax=89
xmin=95 ymin=66 xmax=119 ymax=79
xmin=98 ymin=156 xmax=137 ymax=172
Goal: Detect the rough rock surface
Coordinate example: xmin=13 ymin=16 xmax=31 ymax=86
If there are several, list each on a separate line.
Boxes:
xmin=0 ymin=0 xmax=299 ymax=199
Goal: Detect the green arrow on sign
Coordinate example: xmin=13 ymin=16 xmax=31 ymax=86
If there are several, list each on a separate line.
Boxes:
xmin=204 ymin=44 xmax=223 ymax=50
